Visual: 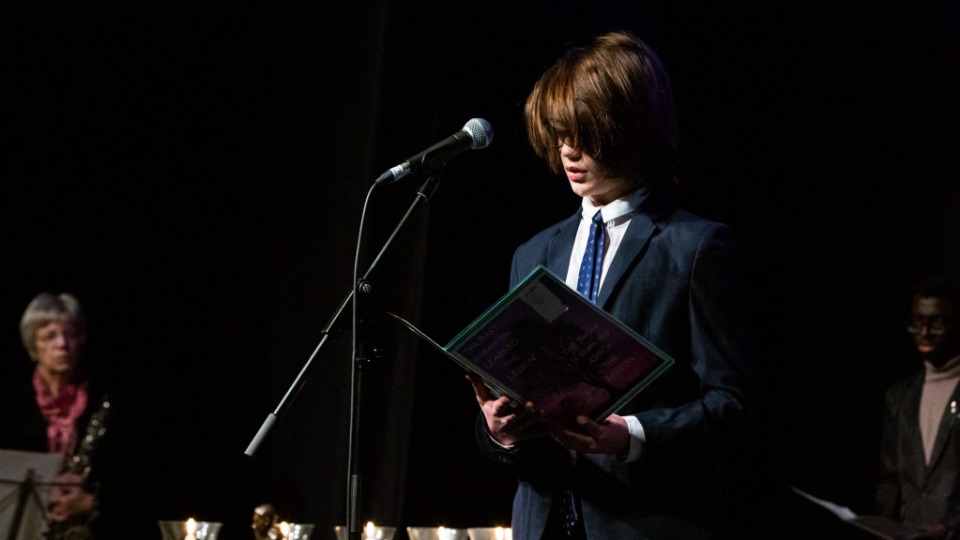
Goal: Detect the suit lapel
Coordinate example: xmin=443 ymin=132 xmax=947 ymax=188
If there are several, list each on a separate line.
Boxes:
xmin=545 ymin=213 xmax=580 ymax=278
xmin=902 ymin=376 xmax=926 ymax=474
xmin=545 ymin=192 xmax=673 ymax=308
xmin=925 ymin=380 xmax=960 ymax=477
xmin=596 ymin=212 xmax=658 ymax=308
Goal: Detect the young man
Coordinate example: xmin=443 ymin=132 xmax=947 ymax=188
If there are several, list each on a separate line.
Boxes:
xmin=468 ymin=31 xmax=755 ymax=539
xmin=878 ymin=278 xmax=960 ymax=539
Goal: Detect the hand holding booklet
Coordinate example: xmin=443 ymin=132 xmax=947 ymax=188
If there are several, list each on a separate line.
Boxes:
xmin=390 ymin=266 xmax=674 ymax=425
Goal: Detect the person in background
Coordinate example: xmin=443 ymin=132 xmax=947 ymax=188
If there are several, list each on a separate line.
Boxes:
xmin=878 ymin=277 xmax=960 ymax=539
xmin=468 ymin=31 xmax=755 ymax=539
xmin=0 ymin=293 xmax=112 ymax=539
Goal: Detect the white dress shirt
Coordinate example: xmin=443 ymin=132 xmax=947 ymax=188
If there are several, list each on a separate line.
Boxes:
xmin=563 ymin=187 xmax=650 ymax=463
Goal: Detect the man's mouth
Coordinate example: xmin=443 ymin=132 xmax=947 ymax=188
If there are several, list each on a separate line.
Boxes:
xmin=566 ymin=167 xmax=586 ymax=182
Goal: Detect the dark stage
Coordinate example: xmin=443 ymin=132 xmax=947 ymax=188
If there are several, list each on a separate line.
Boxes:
xmin=2 ymin=1 xmax=959 ymax=538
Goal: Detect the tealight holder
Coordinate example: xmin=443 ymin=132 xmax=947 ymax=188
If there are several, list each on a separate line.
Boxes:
xmin=158 ymin=519 xmax=223 ymax=540
xmin=334 ymin=523 xmax=397 ymax=540
xmin=279 ymin=522 xmax=315 ymax=540
xmin=466 ymin=527 xmax=512 ymax=540
xmin=406 ymin=526 xmax=469 ymax=540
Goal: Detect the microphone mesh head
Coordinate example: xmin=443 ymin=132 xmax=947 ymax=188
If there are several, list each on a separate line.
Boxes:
xmin=463 ymin=118 xmax=494 ymax=149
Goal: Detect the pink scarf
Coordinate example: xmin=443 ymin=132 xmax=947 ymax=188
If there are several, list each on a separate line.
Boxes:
xmin=32 ymin=368 xmax=89 ymax=455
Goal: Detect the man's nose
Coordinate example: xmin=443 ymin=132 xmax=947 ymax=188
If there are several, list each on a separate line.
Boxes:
xmin=559 ymin=141 xmax=580 ymax=158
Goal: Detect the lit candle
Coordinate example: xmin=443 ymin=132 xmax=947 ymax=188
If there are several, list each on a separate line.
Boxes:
xmin=185 ymin=518 xmax=197 ymax=540
xmin=279 ymin=521 xmax=290 ymax=539
xmin=365 ymin=521 xmax=376 ymax=539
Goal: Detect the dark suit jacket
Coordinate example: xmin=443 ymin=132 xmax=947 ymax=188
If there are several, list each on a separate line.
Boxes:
xmin=877 ymin=370 xmax=960 ymax=532
xmin=477 ymin=191 xmax=755 ymax=539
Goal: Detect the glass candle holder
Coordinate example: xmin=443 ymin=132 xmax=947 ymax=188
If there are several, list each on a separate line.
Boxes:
xmin=406 ymin=526 xmax=469 ymax=540
xmin=466 ymin=527 xmax=512 ymax=540
xmin=334 ymin=523 xmax=397 ymax=540
xmin=158 ymin=519 xmax=223 ymax=540
xmin=279 ymin=522 xmax=315 ymax=540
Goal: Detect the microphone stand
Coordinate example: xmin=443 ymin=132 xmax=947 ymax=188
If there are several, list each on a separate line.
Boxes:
xmin=245 ymin=174 xmax=442 ymax=540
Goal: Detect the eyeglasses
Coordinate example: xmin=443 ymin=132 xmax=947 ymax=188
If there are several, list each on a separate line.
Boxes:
xmin=36 ymin=325 xmax=80 ymax=343
xmin=907 ymin=317 xmax=948 ymax=335
xmin=554 ymin=132 xmax=575 ymax=149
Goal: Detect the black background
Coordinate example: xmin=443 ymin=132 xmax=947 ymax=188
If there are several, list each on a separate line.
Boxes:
xmin=3 ymin=1 xmax=959 ymax=538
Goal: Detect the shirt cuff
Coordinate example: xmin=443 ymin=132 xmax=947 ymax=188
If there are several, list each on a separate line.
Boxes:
xmin=623 ymin=415 xmax=645 ymax=463
xmin=484 ymin=423 xmax=517 ymax=451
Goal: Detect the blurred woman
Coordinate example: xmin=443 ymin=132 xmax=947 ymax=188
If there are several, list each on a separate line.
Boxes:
xmin=0 ymin=293 xmax=111 ymax=539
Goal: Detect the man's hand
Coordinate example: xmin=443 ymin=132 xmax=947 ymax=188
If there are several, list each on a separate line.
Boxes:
xmin=467 ymin=373 xmax=549 ymax=446
xmin=48 ymin=472 xmax=95 ymax=522
xmin=906 ymin=523 xmax=947 ymax=540
xmin=548 ymin=414 xmax=630 ymax=457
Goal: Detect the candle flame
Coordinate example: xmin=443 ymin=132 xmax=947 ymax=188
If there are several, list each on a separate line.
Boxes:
xmin=280 ymin=522 xmax=290 ymax=538
xmin=185 ymin=518 xmax=198 ymax=540
xmin=365 ymin=521 xmax=376 ymax=539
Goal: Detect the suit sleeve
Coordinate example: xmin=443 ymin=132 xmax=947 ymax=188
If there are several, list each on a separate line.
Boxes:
xmin=633 ymin=223 xmax=755 ymax=457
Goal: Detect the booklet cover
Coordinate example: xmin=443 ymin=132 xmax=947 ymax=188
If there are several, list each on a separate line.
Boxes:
xmin=390 ymin=265 xmax=674 ymax=424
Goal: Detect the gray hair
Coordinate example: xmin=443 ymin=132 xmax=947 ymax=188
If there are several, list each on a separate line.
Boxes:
xmin=20 ymin=292 xmax=87 ymax=356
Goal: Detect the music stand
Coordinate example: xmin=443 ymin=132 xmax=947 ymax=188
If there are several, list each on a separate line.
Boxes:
xmin=0 ymin=449 xmax=62 ymax=540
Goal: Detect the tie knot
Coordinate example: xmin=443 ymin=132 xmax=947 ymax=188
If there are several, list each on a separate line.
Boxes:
xmin=592 ymin=212 xmax=604 ymax=226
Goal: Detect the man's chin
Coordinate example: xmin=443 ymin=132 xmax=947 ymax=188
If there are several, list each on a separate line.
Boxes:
xmin=923 ymin=354 xmax=951 ymax=368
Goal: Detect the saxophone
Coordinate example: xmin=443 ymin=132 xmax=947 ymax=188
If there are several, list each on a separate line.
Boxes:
xmin=45 ymin=397 xmax=111 ymax=540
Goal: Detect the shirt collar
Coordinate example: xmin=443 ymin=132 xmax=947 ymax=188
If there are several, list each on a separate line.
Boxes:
xmin=925 ymin=353 xmax=960 ymax=379
xmin=580 ymin=185 xmax=651 ymax=226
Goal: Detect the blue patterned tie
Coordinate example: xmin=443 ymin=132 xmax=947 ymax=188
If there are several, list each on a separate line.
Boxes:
xmin=576 ymin=211 xmax=605 ymax=303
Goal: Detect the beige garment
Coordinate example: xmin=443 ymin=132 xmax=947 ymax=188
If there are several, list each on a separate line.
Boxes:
xmin=920 ymin=354 xmax=960 ymax=464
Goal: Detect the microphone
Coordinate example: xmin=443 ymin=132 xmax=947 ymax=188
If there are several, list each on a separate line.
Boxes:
xmin=375 ymin=118 xmax=493 ymax=184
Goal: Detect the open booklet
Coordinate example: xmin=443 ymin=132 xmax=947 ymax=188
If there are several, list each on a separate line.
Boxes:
xmin=389 ymin=265 xmax=674 ymax=424
xmin=790 ymin=487 xmax=916 ymax=540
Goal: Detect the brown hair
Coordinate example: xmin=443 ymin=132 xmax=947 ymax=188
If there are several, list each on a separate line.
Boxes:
xmin=525 ymin=31 xmax=679 ymax=192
